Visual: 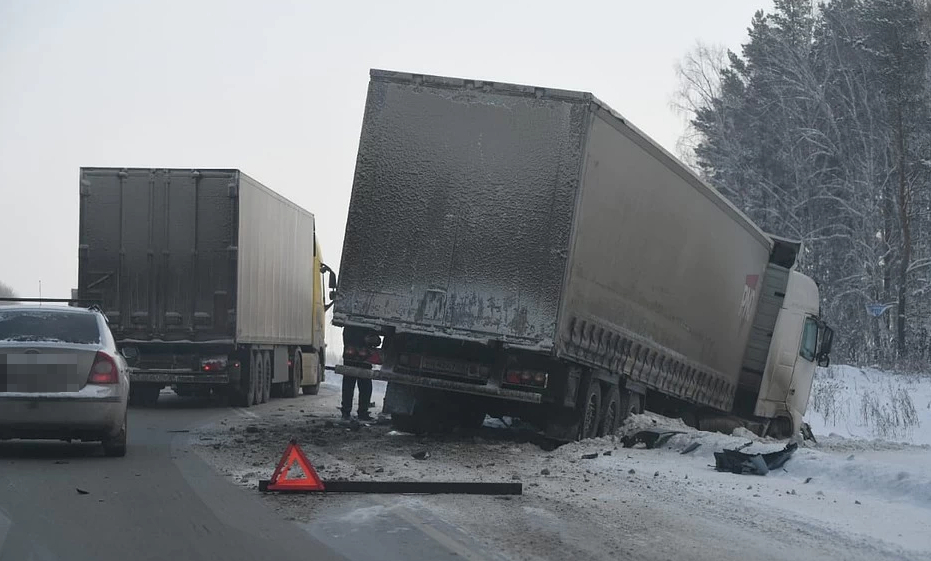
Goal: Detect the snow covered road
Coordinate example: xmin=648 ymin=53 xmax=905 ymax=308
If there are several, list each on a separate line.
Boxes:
xmin=190 ymin=369 xmax=931 ymax=561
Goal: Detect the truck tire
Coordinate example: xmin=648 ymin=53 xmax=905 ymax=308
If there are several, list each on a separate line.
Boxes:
xmin=390 ymin=413 xmax=422 ymax=434
xmin=132 ymin=384 xmax=160 ymax=408
xmin=284 ymin=350 xmax=302 ymax=398
xmin=301 ymin=353 xmax=323 ymax=395
xmin=619 ymin=391 xmax=643 ymax=419
xmin=579 ymin=381 xmax=602 ymax=440
xmin=250 ymin=351 xmax=262 ymax=406
xmin=599 ymin=385 xmax=622 ymax=437
xmin=260 ymin=351 xmax=272 ymax=404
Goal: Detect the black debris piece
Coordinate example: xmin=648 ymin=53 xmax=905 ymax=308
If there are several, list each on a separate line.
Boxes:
xmin=581 ymin=453 xmax=599 ymax=460
xmin=714 ymin=442 xmax=798 ymax=476
xmin=621 ymin=429 xmax=684 ymax=449
xmin=541 ymin=468 xmax=551 ymax=476
xmin=412 ymin=450 xmax=431 ymax=460
xmin=245 ymin=426 xmax=259 ymax=434
xmin=76 ymin=488 xmax=90 ymax=495
xmin=603 ymin=451 xmax=612 ymax=456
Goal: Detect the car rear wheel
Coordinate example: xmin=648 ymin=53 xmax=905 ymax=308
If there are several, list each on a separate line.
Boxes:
xmin=103 ymin=413 xmax=127 ymax=457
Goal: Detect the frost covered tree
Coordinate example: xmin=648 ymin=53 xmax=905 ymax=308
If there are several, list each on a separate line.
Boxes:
xmin=676 ymin=0 xmax=931 ymax=367
xmin=0 ymin=281 xmax=16 ymax=299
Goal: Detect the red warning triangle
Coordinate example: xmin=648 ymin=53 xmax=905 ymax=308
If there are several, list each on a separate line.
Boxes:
xmin=266 ymin=440 xmax=325 ymax=492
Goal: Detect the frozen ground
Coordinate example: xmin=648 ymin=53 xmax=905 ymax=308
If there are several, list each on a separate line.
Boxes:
xmin=189 ymin=367 xmax=931 ymax=561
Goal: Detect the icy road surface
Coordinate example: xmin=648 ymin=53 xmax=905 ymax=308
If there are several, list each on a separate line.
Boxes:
xmin=191 ymin=369 xmax=931 ymax=561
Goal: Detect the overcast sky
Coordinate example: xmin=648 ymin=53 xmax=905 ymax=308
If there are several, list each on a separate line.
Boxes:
xmin=0 ymin=0 xmax=771 ymax=299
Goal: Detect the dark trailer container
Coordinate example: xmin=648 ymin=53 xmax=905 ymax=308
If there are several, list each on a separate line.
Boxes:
xmin=78 ymin=168 xmax=329 ymax=407
xmin=335 ymin=71 xmax=832 ymax=441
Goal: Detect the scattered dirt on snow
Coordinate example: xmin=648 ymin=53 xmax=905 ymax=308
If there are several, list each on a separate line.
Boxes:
xmin=189 ymin=372 xmax=931 ymax=561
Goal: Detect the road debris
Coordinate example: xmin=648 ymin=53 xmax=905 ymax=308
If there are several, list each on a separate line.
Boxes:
xmin=412 ymin=450 xmax=431 ymax=460
xmin=714 ymin=442 xmax=798 ymax=475
xmin=622 ymin=429 xmax=684 ymax=449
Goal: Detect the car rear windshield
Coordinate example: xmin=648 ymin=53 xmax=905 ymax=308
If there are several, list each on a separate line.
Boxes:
xmin=0 ymin=310 xmax=101 ymax=344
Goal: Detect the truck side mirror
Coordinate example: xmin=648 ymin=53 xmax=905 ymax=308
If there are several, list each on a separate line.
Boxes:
xmin=820 ymin=326 xmax=834 ymax=355
xmin=817 ymin=354 xmax=830 ymax=368
xmin=321 ymin=263 xmax=338 ymax=289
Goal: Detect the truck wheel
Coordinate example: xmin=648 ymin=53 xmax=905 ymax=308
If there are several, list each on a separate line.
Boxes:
xmin=301 ymin=353 xmax=323 ymax=395
xmin=599 ymin=385 xmax=621 ymax=437
xmin=284 ymin=350 xmax=302 ymax=398
xmin=458 ymin=407 xmax=487 ymax=430
xmin=132 ymin=384 xmax=160 ymax=408
xmin=261 ymin=351 xmax=272 ymax=404
xmin=579 ymin=382 xmax=602 ymax=440
xmin=619 ymin=391 xmax=643 ymax=420
xmin=390 ymin=413 xmax=423 ymax=434
xmin=250 ymin=351 xmax=262 ymax=406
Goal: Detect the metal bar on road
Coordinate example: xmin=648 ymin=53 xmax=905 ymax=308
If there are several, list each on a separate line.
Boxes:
xmin=259 ymin=480 xmax=523 ymax=495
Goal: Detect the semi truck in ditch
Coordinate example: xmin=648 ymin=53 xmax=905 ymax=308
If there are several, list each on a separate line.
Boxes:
xmin=77 ymin=167 xmax=336 ymax=407
xmin=333 ymin=70 xmax=834 ymax=441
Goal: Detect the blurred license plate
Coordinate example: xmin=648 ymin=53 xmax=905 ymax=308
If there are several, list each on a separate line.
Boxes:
xmin=419 ymin=357 xmax=473 ymax=377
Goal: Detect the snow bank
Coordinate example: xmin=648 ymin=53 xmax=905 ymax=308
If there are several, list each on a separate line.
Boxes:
xmin=806 ymin=365 xmax=931 ymax=446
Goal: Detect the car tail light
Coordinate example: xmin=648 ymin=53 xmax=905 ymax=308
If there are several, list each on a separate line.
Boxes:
xmin=368 ymin=350 xmax=383 ymax=365
xmin=88 ymin=352 xmax=120 ymax=384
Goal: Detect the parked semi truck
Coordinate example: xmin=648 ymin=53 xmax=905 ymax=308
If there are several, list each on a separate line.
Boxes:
xmin=333 ymin=70 xmax=834 ymax=441
xmin=77 ymin=167 xmax=336 ymax=407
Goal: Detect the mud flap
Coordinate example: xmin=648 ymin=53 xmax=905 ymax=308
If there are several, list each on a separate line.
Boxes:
xmin=544 ymin=407 xmax=581 ymax=442
xmin=383 ymin=382 xmax=419 ymax=416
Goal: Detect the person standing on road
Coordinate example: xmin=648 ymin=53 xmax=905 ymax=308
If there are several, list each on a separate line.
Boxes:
xmin=341 ymin=329 xmax=374 ymax=421
xmin=341 ymin=375 xmax=373 ymax=420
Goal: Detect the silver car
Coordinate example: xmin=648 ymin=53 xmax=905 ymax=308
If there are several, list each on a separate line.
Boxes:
xmin=0 ymin=305 xmax=129 ymax=456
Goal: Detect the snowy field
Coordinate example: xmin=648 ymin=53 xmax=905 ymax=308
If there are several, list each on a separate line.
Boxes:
xmin=806 ymin=365 xmax=930 ymax=446
xmin=190 ymin=366 xmax=931 ymax=561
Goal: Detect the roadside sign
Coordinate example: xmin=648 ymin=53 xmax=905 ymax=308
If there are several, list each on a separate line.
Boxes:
xmin=866 ymin=303 xmax=893 ymax=317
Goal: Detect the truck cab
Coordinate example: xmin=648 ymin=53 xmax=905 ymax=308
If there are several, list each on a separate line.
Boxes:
xmin=755 ymin=270 xmax=833 ymax=437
